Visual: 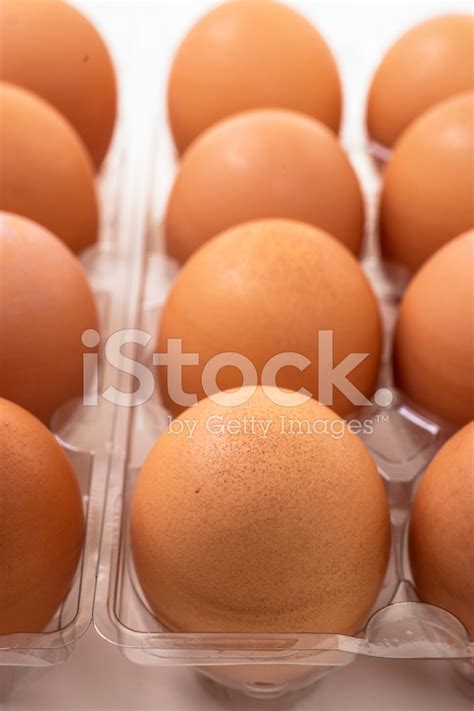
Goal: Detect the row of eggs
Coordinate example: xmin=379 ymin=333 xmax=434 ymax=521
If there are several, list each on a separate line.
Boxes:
xmin=2 ymin=392 xmax=473 ymax=640
xmin=1 ymin=211 xmax=472 ymax=426
xmin=0 ymin=0 xmax=472 ymax=651
xmin=0 ymin=3 xmax=472 ymax=270
xmin=1 ymin=2 xmax=472 ymax=158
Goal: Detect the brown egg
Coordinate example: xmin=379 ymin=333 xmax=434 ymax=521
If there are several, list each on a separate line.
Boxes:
xmin=379 ymin=92 xmax=474 ymax=272
xmin=0 ymin=398 xmax=84 ymax=635
xmin=165 ymin=110 xmax=364 ymax=263
xmin=0 ymin=0 xmax=117 ymax=169
xmin=0 ymin=213 xmax=99 ymax=424
xmin=158 ymin=219 xmax=381 ymax=417
xmin=168 ymin=0 xmax=342 ymax=153
xmin=367 ymin=14 xmax=474 ymax=149
xmin=0 ymin=82 xmax=98 ymax=254
xmin=409 ymin=423 xmax=474 ymax=637
xmin=131 ymin=388 xmax=391 ymax=634
xmin=394 ymin=231 xmax=474 ymax=425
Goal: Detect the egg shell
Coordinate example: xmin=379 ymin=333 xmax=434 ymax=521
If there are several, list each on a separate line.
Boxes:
xmin=0 ymin=212 xmax=99 ymax=424
xmin=0 ymin=398 xmax=84 ymax=635
xmin=409 ymin=422 xmax=474 ymax=637
xmin=0 ymin=0 xmax=117 ymax=169
xmin=379 ymin=92 xmax=474 ymax=273
xmin=168 ymin=0 xmax=342 ymax=153
xmin=158 ymin=219 xmax=381 ymax=417
xmin=131 ymin=388 xmax=391 ymax=634
xmin=165 ymin=110 xmax=364 ymax=263
xmin=367 ymin=14 xmax=474 ymax=148
xmin=0 ymin=82 xmax=99 ymax=254
xmin=394 ymin=231 xmax=474 ymax=425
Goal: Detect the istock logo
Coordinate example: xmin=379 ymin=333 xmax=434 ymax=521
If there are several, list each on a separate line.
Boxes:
xmin=81 ymin=328 xmax=394 ymax=410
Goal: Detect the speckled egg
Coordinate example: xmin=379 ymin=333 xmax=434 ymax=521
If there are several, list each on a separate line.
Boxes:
xmin=131 ymin=388 xmax=391 ymax=634
xmin=158 ymin=219 xmax=381 ymax=417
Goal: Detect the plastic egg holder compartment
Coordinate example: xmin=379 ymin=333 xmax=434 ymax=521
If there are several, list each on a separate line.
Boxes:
xmin=91 ymin=50 xmax=473 ymax=709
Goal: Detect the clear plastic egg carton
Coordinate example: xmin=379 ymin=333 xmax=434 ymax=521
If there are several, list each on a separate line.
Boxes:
xmin=0 ymin=4 xmax=152 ymax=700
xmin=88 ymin=0 xmax=473 ymax=702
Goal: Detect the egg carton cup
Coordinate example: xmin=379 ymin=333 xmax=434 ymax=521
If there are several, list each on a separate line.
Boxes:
xmin=0 ymin=6 xmax=154 ymax=698
xmin=86 ymin=2 xmax=473 ymax=702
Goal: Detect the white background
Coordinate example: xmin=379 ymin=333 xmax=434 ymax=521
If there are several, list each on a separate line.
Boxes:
xmin=3 ymin=1 xmax=473 ymax=709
